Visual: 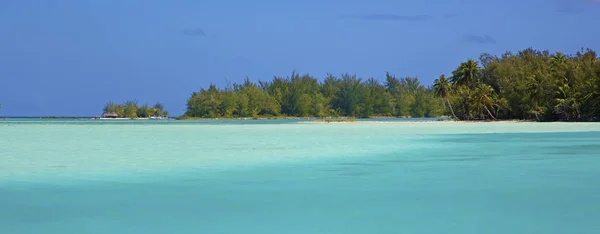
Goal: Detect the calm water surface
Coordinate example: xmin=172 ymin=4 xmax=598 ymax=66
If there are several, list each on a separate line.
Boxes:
xmin=1 ymin=120 xmax=599 ymax=234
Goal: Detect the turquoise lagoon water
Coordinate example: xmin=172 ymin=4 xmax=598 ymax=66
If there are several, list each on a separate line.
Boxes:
xmin=1 ymin=119 xmax=600 ymax=233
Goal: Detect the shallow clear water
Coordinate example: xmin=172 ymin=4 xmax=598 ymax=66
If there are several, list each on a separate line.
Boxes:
xmin=1 ymin=120 xmax=600 ymax=233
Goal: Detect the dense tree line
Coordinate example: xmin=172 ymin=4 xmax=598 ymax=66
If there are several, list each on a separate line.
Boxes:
xmin=183 ymin=73 xmax=445 ymax=119
xmin=445 ymin=47 xmax=599 ymax=121
xmin=183 ymin=48 xmax=600 ymax=121
xmin=103 ymin=100 xmax=168 ymax=118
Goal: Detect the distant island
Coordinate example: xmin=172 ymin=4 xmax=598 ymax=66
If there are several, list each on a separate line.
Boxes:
xmin=2 ymin=48 xmax=598 ymax=122
xmin=99 ymin=100 xmax=169 ymax=119
xmin=180 ymin=48 xmax=600 ymax=122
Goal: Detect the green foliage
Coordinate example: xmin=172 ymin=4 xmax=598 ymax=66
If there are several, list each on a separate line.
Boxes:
xmin=183 ymin=48 xmax=600 ymax=121
xmin=102 ymin=100 xmax=168 ymax=118
xmin=184 ymin=72 xmax=446 ymax=119
xmin=468 ymin=47 xmax=600 ymax=121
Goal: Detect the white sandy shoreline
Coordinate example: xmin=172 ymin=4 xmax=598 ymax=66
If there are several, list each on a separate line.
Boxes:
xmin=292 ymin=120 xmax=600 ymax=135
xmin=298 ymin=120 xmax=583 ymax=124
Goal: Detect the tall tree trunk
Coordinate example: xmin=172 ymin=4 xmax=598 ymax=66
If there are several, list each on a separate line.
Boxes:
xmin=445 ymin=97 xmax=458 ymax=120
xmin=484 ymin=105 xmax=496 ymax=120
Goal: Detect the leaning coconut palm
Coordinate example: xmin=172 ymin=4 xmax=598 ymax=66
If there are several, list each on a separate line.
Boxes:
xmin=433 ymin=74 xmax=458 ymax=120
xmin=491 ymin=95 xmax=509 ymax=119
xmin=472 ymin=83 xmax=497 ymax=120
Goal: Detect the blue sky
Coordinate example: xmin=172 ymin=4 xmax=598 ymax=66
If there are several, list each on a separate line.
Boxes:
xmin=0 ymin=0 xmax=599 ymax=116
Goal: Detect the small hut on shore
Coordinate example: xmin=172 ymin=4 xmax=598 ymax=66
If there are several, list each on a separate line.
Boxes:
xmin=101 ymin=112 xmax=119 ymax=118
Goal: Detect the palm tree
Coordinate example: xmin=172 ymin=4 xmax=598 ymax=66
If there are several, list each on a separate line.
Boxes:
xmin=472 ymin=83 xmax=497 ymax=120
xmin=433 ymin=74 xmax=458 ymax=120
xmin=525 ymin=73 xmax=548 ymax=121
xmin=451 ymin=59 xmax=481 ymax=88
xmin=554 ymin=83 xmax=582 ymax=121
xmin=455 ymin=86 xmax=474 ymax=120
xmin=449 ymin=59 xmax=482 ymax=120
